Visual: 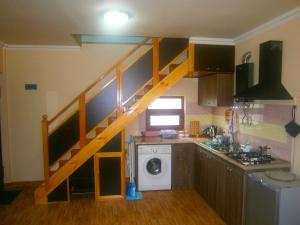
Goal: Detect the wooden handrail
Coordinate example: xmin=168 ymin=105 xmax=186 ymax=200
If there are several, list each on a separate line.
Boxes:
xmin=47 ymin=37 xmax=151 ymax=126
xmin=48 ymin=96 xmax=80 ymax=125
xmin=42 ymin=114 xmax=50 ymax=189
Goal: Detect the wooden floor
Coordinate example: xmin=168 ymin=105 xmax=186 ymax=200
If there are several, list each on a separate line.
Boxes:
xmin=0 ymin=184 xmax=226 ymax=225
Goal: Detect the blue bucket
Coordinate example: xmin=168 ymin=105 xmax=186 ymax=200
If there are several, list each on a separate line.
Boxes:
xmin=126 ymin=182 xmax=137 ymax=198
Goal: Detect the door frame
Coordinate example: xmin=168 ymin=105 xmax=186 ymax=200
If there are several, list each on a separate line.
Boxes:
xmin=0 ymin=71 xmax=11 ymax=187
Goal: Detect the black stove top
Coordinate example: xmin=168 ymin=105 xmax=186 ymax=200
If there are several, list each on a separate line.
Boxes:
xmin=226 ymin=151 xmax=274 ymax=166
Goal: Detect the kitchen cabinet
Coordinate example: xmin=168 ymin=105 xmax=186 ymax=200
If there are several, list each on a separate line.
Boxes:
xmin=172 ymin=143 xmax=195 ymax=190
xmin=195 ymin=146 xmax=246 ymax=225
xmin=195 ymin=147 xmax=218 ymax=207
xmin=194 ymin=44 xmax=235 ymax=72
xmin=198 ymin=73 xmax=234 ymax=107
xmin=217 ymin=160 xmax=245 ymax=225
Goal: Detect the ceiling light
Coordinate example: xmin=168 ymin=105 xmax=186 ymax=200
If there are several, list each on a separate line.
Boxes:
xmin=103 ymin=10 xmax=129 ymax=26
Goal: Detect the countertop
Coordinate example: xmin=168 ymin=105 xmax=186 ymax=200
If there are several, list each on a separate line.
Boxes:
xmin=133 ymin=136 xmax=291 ymax=172
xmin=134 ymin=136 xmax=208 ymax=145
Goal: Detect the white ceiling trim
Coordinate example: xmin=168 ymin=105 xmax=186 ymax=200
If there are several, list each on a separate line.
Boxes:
xmin=5 ymin=44 xmax=81 ymax=51
xmin=189 ymin=37 xmax=235 ymax=45
xmin=234 ymin=5 xmax=300 ymax=43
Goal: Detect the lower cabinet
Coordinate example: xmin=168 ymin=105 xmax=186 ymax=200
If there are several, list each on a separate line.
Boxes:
xmin=195 ymin=146 xmax=246 ymax=225
xmin=195 ymin=148 xmax=219 ymax=208
xmin=172 ymin=143 xmax=195 ymax=190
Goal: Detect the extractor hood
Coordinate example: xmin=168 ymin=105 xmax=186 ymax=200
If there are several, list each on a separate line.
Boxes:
xmin=235 ymin=40 xmax=292 ymax=100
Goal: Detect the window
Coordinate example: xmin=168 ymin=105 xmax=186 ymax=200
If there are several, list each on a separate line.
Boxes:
xmin=146 ymin=96 xmax=184 ymax=131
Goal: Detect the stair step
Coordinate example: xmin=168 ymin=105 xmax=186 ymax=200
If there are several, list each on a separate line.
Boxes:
xmin=49 ymin=170 xmax=56 ymax=176
xmin=144 ymin=84 xmax=153 ymax=93
xmin=169 ymin=64 xmax=179 ymax=72
xmin=159 ymin=74 xmax=166 ymax=80
xmin=108 ymin=116 xmax=117 ymax=125
xmin=71 ymin=148 xmax=80 ymax=157
xmin=86 ymin=138 xmax=93 ymax=143
xmin=59 ymin=159 xmax=68 ymax=167
xmin=95 ymin=126 xmax=106 ymax=135
xmin=134 ymin=95 xmax=143 ymax=102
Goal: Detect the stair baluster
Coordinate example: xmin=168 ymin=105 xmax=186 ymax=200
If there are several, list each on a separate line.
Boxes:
xmin=188 ymin=44 xmax=195 ymax=77
xmin=153 ymin=37 xmax=160 ymax=85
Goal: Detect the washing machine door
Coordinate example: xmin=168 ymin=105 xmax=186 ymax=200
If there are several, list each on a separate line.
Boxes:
xmin=146 ymin=158 xmax=161 ymax=175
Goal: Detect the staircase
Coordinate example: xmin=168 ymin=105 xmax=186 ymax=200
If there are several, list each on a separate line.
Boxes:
xmin=35 ymin=37 xmax=194 ymax=204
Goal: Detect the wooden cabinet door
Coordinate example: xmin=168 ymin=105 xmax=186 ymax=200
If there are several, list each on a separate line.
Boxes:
xmin=215 ymin=160 xmax=227 ymax=220
xmin=198 ymin=74 xmax=218 ymax=106
xmin=217 ymin=73 xmax=234 ymax=106
xmin=195 ymin=147 xmax=245 ymax=225
xmin=194 ymin=44 xmax=235 ymax=72
xmin=224 ymin=165 xmax=245 ymax=225
xmin=214 ymin=160 xmax=245 ymax=225
xmin=198 ymin=73 xmax=233 ymax=107
xmin=195 ymin=147 xmax=206 ymax=195
xmin=172 ymin=144 xmax=195 ymax=190
xmin=195 ymin=146 xmax=218 ymax=208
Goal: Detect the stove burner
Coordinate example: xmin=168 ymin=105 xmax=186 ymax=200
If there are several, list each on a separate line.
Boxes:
xmin=226 ymin=151 xmax=274 ymax=165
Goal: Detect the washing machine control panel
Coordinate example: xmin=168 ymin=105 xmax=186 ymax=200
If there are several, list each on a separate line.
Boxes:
xmin=138 ymin=145 xmax=172 ymax=155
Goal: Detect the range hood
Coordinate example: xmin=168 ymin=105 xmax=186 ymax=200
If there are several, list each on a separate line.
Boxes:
xmin=235 ymin=40 xmax=292 ymax=100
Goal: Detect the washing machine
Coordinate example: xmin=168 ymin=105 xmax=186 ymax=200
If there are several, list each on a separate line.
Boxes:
xmin=137 ymin=144 xmax=172 ymax=191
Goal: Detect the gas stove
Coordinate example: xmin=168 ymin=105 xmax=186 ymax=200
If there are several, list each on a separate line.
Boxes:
xmin=226 ymin=151 xmax=275 ymax=166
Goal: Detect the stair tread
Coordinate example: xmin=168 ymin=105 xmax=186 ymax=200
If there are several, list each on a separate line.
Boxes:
xmin=169 ymin=63 xmax=179 ymax=72
xmin=108 ymin=116 xmax=117 ymax=125
xmin=95 ymin=126 xmax=106 ymax=135
xmin=59 ymin=159 xmax=68 ymax=167
xmin=71 ymin=148 xmax=80 ymax=156
xmin=86 ymin=138 xmax=93 ymax=143
xmin=49 ymin=170 xmax=56 ymax=176
xmin=134 ymin=94 xmax=143 ymax=99
xmin=144 ymin=84 xmax=153 ymax=94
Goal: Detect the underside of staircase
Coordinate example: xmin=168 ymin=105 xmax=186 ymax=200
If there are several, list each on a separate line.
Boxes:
xmin=35 ymin=37 xmax=193 ymax=204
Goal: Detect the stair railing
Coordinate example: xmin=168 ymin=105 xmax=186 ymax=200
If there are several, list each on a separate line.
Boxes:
xmin=41 ymin=37 xmax=194 ymax=193
xmin=41 ymin=37 xmax=151 ymax=189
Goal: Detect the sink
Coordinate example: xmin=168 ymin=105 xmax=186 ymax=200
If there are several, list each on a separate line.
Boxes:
xmin=203 ymin=141 xmax=230 ymax=153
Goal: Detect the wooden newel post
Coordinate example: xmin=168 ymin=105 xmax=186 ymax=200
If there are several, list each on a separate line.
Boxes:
xmin=153 ymin=37 xmax=160 ymax=85
xmin=116 ymin=63 xmax=123 ymax=117
xmin=79 ymin=94 xmax=87 ymax=148
xmin=42 ymin=114 xmax=50 ymax=189
xmin=188 ymin=43 xmax=195 ymax=77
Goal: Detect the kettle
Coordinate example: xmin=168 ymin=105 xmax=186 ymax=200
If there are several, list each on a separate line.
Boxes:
xmin=203 ymin=126 xmax=218 ymax=137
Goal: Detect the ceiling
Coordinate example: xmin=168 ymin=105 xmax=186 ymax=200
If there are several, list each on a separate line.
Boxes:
xmin=0 ymin=0 xmax=300 ymax=45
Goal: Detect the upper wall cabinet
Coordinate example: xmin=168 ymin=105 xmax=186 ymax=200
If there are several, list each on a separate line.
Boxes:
xmin=194 ymin=44 xmax=235 ymax=73
xmin=198 ymin=73 xmax=234 ymax=107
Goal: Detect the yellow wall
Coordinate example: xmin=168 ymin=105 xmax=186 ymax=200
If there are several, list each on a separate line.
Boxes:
xmin=5 ymin=44 xmax=133 ymax=182
xmin=235 ymin=16 xmax=300 ymax=174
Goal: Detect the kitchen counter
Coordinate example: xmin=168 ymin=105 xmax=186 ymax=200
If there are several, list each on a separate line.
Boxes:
xmin=134 ymin=136 xmax=290 ymax=172
xmin=134 ymin=136 xmax=208 ymax=145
